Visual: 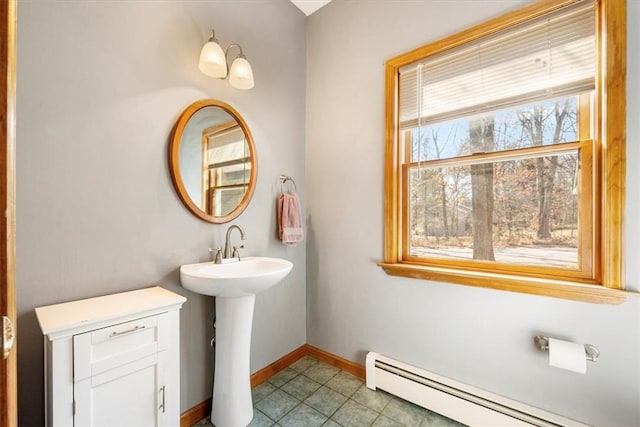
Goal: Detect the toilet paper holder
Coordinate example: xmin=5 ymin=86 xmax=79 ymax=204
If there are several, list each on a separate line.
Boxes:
xmin=534 ymin=335 xmax=600 ymax=362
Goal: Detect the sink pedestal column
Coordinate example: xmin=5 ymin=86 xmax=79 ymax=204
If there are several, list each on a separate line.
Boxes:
xmin=211 ymin=295 xmax=255 ymax=427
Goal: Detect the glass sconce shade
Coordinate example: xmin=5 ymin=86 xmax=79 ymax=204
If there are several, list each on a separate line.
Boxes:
xmin=229 ymin=56 xmax=255 ymax=90
xmin=199 ymin=40 xmax=228 ymax=78
xmin=198 ymin=29 xmax=254 ymax=90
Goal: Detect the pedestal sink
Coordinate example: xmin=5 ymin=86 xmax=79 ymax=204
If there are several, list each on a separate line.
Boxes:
xmin=180 ymin=257 xmax=293 ymax=427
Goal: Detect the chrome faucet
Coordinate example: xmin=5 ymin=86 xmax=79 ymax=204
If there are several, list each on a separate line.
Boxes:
xmin=224 ymin=225 xmax=246 ymax=259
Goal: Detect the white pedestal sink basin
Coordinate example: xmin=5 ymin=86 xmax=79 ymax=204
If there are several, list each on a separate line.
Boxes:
xmin=180 ymin=257 xmax=293 ymax=298
xmin=180 ymin=257 xmax=293 ymax=427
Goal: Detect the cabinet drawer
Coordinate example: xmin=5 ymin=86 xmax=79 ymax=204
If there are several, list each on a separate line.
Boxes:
xmin=73 ymin=313 xmax=169 ymax=381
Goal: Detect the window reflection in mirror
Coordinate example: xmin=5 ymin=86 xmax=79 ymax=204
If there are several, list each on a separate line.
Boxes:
xmin=203 ymin=123 xmax=250 ymax=216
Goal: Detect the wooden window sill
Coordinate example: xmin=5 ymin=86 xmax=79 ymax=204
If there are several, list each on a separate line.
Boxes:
xmin=378 ymin=262 xmax=628 ymax=305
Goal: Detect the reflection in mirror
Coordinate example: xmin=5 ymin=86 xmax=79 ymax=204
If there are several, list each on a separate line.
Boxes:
xmin=170 ymin=100 xmax=256 ymax=223
xmin=203 ymin=123 xmax=250 ymax=216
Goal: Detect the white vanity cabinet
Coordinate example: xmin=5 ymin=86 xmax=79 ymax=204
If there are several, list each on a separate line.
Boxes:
xmin=35 ymin=286 xmax=186 ymax=427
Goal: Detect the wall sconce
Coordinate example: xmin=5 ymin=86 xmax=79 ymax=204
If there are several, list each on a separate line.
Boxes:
xmin=198 ymin=29 xmax=255 ymax=90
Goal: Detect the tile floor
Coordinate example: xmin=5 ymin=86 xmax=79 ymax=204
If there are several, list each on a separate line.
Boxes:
xmin=192 ymin=356 xmax=465 ymax=427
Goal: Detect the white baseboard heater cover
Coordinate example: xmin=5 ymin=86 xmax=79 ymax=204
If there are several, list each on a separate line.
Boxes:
xmin=365 ymin=352 xmax=589 ymax=427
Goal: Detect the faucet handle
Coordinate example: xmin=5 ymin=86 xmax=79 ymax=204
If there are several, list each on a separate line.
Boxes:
xmin=231 ymin=245 xmax=244 ymax=261
xmin=208 ymin=247 xmax=223 ymax=264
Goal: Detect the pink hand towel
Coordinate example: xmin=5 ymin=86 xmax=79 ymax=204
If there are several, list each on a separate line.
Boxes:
xmin=278 ymin=193 xmax=303 ymax=246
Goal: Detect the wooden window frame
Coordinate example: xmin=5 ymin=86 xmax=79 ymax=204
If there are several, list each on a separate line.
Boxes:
xmin=380 ymin=0 xmax=627 ymax=304
xmin=202 ymin=122 xmax=250 ymax=216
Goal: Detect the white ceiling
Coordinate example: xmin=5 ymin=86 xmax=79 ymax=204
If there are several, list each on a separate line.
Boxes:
xmin=289 ymin=0 xmax=332 ymax=16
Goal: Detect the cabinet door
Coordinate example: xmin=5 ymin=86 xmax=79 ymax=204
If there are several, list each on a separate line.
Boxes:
xmin=74 ymin=352 xmax=169 ymax=427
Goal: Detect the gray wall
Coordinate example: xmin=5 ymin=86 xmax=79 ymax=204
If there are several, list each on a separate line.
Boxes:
xmin=16 ymin=1 xmax=306 ymax=425
xmin=306 ymin=1 xmax=640 ymax=426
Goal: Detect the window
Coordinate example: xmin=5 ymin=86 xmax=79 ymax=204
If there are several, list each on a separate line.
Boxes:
xmin=202 ymin=123 xmax=251 ymax=216
xmin=381 ymin=0 xmax=626 ymax=303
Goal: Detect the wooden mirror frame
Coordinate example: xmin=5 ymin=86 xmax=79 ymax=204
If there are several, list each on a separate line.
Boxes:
xmin=169 ymin=99 xmax=257 ymax=224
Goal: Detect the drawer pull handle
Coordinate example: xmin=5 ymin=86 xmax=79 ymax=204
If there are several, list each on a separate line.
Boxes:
xmin=109 ymin=325 xmax=145 ymax=338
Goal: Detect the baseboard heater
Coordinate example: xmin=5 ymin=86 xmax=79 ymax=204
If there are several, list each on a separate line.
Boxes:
xmin=365 ymin=352 xmax=589 ymax=427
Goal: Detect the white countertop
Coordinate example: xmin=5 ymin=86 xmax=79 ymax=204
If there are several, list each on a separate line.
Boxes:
xmin=35 ymin=286 xmax=186 ymax=340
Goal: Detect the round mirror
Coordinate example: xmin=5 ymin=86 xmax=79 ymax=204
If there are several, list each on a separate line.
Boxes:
xmin=169 ymin=100 xmax=257 ymax=223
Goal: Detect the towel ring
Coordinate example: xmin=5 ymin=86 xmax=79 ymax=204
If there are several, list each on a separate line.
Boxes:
xmin=279 ymin=174 xmax=297 ymax=194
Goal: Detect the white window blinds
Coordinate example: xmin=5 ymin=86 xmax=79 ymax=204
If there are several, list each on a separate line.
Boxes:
xmin=399 ymin=1 xmax=595 ymax=130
